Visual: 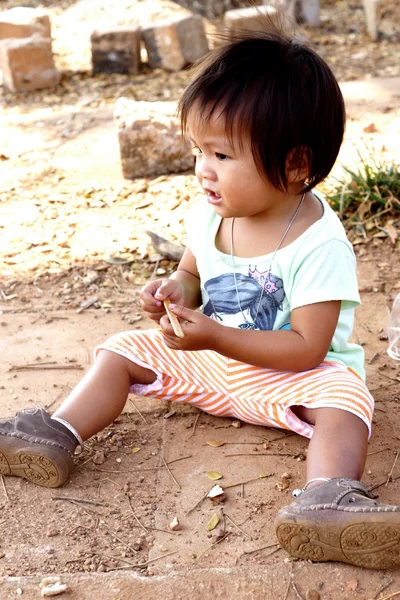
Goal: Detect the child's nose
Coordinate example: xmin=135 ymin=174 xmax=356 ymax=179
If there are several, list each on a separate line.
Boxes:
xmin=195 ymin=155 xmax=217 ymax=181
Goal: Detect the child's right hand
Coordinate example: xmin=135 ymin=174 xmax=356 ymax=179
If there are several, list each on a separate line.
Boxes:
xmin=139 ymin=278 xmax=185 ymax=323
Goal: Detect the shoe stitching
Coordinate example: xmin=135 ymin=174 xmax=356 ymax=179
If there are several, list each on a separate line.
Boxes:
xmin=290 ymin=503 xmax=400 ymax=512
xmin=0 ymin=431 xmax=74 ymax=457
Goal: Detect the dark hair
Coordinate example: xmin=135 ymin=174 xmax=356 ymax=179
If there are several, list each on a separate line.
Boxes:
xmin=178 ymin=22 xmax=346 ymax=192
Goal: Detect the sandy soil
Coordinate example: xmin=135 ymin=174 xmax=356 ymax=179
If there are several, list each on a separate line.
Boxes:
xmin=1 ymin=1 xmax=400 ymax=598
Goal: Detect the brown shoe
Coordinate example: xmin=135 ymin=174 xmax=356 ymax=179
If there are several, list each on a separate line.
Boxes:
xmin=275 ymin=478 xmax=400 ymax=569
xmin=0 ymin=408 xmax=78 ymax=488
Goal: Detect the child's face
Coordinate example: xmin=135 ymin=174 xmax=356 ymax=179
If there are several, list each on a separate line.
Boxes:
xmin=188 ymin=107 xmax=287 ymax=220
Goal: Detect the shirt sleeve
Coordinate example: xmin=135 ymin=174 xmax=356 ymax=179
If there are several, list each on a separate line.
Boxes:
xmin=289 ymin=238 xmax=361 ymax=311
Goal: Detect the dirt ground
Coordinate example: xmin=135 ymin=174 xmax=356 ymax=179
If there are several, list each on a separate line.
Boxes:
xmin=1 ymin=0 xmax=400 ymax=598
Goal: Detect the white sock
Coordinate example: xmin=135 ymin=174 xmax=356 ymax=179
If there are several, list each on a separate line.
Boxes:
xmin=51 ymin=416 xmax=84 ymax=446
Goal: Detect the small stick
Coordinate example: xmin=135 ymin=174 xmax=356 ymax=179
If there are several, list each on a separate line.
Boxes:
xmin=386 ymin=450 xmax=400 ymax=487
xmin=162 ymin=457 xmax=181 ymax=489
xmin=1 ymin=475 xmax=10 ymax=502
xmin=111 ymin=550 xmax=178 ymax=570
xmin=105 ymin=528 xmax=138 ymax=554
xmin=127 ymin=495 xmax=148 ymax=532
xmin=223 ymin=511 xmax=252 ymax=539
xmin=45 ymin=382 xmax=71 ymax=411
xmin=367 ymin=447 xmax=391 ymax=456
xmin=52 ymin=496 xmax=105 ymax=506
xmin=292 ymin=582 xmax=305 ymax=600
xmin=241 ymin=483 xmax=245 ymax=498
xmin=190 ymin=412 xmax=201 ymax=437
xmin=373 ymin=580 xmax=394 ymax=600
xmin=241 ymin=542 xmax=280 ymax=556
xmin=225 ymin=452 xmax=295 ymax=457
xmin=193 ymin=532 xmax=230 ymax=563
xmin=166 ymin=455 xmax=192 ymax=466
xmin=129 ymin=398 xmax=149 ymax=425
xmin=376 ymin=592 xmax=400 ymax=600
xmin=9 ymin=364 xmax=83 ymax=371
xmin=283 ymin=563 xmax=293 ymax=600
xmin=369 ymin=474 xmax=400 ymax=493
xmin=223 ymin=473 xmax=273 ymax=490
xmin=163 ymin=298 xmax=184 ymax=338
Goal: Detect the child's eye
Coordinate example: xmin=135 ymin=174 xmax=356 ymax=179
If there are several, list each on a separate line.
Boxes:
xmin=216 ymin=153 xmax=228 ymax=161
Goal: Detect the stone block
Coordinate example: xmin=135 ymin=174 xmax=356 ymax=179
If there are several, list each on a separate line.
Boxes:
xmin=223 ymin=4 xmax=292 ymax=33
xmin=0 ymin=7 xmax=51 ymax=41
xmin=142 ymin=14 xmax=209 ymax=72
xmin=0 ymin=35 xmax=60 ymax=92
xmin=114 ymin=98 xmax=194 ymax=179
xmin=91 ymin=26 xmax=141 ymax=75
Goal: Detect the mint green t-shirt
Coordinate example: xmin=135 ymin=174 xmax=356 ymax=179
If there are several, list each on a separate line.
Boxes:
xmin=185 ymin=195 xmax=365 ymax=380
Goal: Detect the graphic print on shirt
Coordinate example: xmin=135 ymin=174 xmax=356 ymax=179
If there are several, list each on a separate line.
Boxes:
xmin=203 ymin=265 xmax=285 ymax=330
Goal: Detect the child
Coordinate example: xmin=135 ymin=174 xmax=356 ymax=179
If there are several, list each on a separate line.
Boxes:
xmin=1 ymin=24 xmax=400 ymax=570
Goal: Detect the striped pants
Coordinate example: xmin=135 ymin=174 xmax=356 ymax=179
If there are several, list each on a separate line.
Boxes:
xmin=97 ymin=329 xmax=374 ymax=439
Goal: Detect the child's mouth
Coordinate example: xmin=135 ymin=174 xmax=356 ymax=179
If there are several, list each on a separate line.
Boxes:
xmin=206 ymin=191 xmax=222 ymax=205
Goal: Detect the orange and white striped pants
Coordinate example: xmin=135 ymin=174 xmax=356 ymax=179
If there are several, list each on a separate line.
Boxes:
xmin=97 ymin=329 xmax=374 ymax=439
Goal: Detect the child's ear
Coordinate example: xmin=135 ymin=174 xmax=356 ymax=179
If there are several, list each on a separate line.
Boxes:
xmin=286 ymin=146 xmax=311 ymax=183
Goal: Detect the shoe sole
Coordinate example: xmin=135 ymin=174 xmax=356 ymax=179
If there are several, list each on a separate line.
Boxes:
xmin=0 ymin=436 xmax=73 ymax=488
xmin=275 ymin=509 xmax=400 ymax=569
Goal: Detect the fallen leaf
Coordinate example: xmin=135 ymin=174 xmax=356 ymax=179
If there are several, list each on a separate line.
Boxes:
xmin=346 ymin=578 xmax=358 ymax=591
xmin=206 ymin=514 xmax=220 ymax=531
xmin=206 ymin=440 xmax=225 ymax=447
xmin=363 ymin=122 xmax=377 ymax=133
xmin=131 ymin=447 xmax=141 ymax=454
xmin=386 ymin=223 xmax=398 ymax=245
xmin=206 ymin=471 xmax=223 ymax=480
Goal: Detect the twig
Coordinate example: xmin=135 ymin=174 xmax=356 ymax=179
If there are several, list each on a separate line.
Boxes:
xmin=129 ymin=399 xmax=149 ymax=425
xmin=367 ymin=447 xmax=391 ymax=456
xmin=373 ymin=580 xmax=394 ymax=600
xmin=190 ymin=412 xmax=201 ymax=437
xmin=45 ymin=382 xmax=71 ymax=411
xmin=162 ymin=457 xmax=181 ymax=489
xmin=241 ymin=483 xmax=245 ymax=498
xmin=9 ymin=364 xmax=83 ymax=371
xmin=292 ymin=582 xmax=305 ymax=600
xmin=105 ymin=528 xmax=138 ymax=554
xmin=112 ymin=550 xmax=178 ymax=570
xmin=185 ymin=489 xmax=210 ymax=515
xmin=1 ymin=476 xmax=10 ymax=502
xmin=127 ymin=494 xmax=148 ymax=532
xmin=369 ymin=474 xmax=400 ymax=493
xmin=385 ymin=450 xmax=399 ymax=487
xmin=284 ymin=563 xmax=294 ymax=600
xmin=193 ymin=532 xmax=230 ymax=563
xmin=241 ymin=542 xmax=280 ymax=556
xmin=224 ymin=473 xmax=273 ymax=490
xmin=166 ymin=455 xmax=192 ymax=466
xmin=225 ymin=452 xmax=295 ymax=457
xmin=223 ymin=511 xmax=252 ymax=539
xmin=52 ymin=496 xmax=105 ymax=506
xmin=374 ymin=593 xmax=400 ymax=600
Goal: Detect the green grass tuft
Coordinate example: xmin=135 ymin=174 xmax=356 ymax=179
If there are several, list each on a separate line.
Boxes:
xmin=327 ymin=151 xmax=400 ymax=241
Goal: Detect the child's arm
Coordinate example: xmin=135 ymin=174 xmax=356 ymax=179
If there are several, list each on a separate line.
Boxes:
xmin=163 ymin=300 xmax=340 ymax=372
xmin=140 ymin=249 xmax=201 ymax=322
xmin=212 ymin=300 xmax=341 ymax=371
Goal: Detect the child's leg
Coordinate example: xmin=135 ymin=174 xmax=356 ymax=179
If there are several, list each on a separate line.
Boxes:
xmin=292 ymin=406 xmax=368 ymax=481
xmin=53 ymin=350 xmax=157 ymax=441
xmin=275 ymin=406 xmax=400 ymax=569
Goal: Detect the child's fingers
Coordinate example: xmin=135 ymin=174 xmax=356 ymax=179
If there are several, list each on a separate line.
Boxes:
xmin=163 ymin=299 xmax=185 ymax=338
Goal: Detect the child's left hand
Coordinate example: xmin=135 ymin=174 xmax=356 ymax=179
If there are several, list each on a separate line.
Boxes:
xmin=160 ymin=304 xmax=220 ymax=351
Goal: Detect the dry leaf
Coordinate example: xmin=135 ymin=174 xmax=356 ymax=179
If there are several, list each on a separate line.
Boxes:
xmin=131 ymin=447 xmax=141 ymax=454
xmin=363 ymin=122 xmax=377 ymax=133
xmin=206 ymin=471 xmax=223 ymax=480
xmin=206 ymin=514 xmax=220 ymax=531
xmin=206 ymin=440 xmax=225 ymax=447
xmin=346 ymin=578 xmax=358 ymax=591
xmin=386 ymin=223 xmax=398 ymax=245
